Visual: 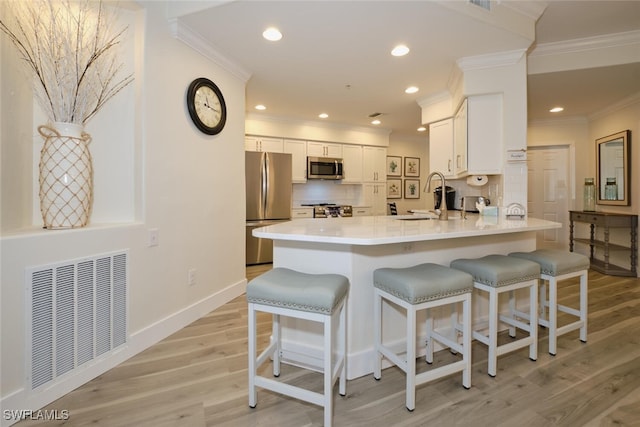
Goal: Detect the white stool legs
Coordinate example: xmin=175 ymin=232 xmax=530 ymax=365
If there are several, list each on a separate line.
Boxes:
xmin=248 ymin=299 xmax=347 ymax=427
xmin=540 ymin=269 xmax=588 ymax=355
xmin=374 ymin=287 xmax=472 ymax=411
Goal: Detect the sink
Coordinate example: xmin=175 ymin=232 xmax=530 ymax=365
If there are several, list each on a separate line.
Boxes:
xmin=392 ymin=214 xmax=435 ymax=220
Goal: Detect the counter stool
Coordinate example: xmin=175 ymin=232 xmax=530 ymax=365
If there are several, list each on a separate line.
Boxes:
xmin=247 ymin=268 xmax=349 ymax=427
xmin=509 ymin=249 xmax=589 ymax=355
xmin=450 ymin=255 xmax=540 ymax=377
xmin=373 ymin=263 xmax=474 ymax=411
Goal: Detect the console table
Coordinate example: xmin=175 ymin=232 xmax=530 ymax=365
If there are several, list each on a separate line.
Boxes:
xmin=569 ymin=211 xmax=638 ymax=277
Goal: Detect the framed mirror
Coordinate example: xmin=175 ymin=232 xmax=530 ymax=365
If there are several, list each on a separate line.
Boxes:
xmin=596 ymin=130 xmax=630 ymax=206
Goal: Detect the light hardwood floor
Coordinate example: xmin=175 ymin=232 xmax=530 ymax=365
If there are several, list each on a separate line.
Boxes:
xmin=16 ymin=266 xmax=640 ymax=426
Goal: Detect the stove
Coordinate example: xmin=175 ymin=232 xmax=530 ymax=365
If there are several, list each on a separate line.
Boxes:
xmin=303 ymin=204 xmax=353 ymax=218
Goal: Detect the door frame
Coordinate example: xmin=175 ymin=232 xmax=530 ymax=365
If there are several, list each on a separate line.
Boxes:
xmin=527 ymin=142 xmax=576 ymax=249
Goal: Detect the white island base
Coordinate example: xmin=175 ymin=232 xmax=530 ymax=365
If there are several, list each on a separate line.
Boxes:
xmin=255 ymin=216 xmax=559 ymax=380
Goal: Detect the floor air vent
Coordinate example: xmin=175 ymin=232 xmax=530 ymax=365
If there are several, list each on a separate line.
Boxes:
xmin=26 ymin=250 xmax=128 ymax=390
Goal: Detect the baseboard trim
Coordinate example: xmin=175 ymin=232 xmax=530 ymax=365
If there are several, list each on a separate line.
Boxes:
xmin=0 ymin=279 xmax=246 ymax=427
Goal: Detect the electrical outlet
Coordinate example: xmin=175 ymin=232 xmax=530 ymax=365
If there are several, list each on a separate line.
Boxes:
xmin=148 ymin=228 xmax=159 ymax=247
xmin=188 ymin=269 xmax=197 ymax=286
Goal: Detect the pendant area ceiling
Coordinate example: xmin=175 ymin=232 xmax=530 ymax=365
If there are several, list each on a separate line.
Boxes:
xmin=175 ymin=1 xmax=640 ymax=136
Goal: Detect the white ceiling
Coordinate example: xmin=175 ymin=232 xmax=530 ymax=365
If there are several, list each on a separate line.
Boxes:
xmin=176 ymin=1 xmax=640 ymax=136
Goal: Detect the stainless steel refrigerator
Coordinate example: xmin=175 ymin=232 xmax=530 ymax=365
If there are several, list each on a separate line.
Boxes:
xmin=245 ymin=151 xmax=292 ymax=265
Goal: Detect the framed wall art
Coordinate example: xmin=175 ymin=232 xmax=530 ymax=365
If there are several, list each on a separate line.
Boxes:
xmin=404 ymin=179 xmax=420 ymax=199
xmin=387 ymin=179 xmax=402 ymax=198
xmin=387 ymin=156 xmax=402 ymax=177
xmin=404 ymin=157 xmax=420 ymax=177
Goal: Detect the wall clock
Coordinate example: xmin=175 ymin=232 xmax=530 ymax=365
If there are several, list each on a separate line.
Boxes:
xmin=186 ymin=77 xmax=227 ymax=135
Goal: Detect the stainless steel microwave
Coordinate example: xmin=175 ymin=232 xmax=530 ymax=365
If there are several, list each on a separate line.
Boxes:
xmin=307 ymin=156 xmax=344 ymax=180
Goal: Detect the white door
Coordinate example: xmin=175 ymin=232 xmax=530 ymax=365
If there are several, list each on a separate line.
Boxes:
xmin=527 ymin=146 xmax=571 ymax=249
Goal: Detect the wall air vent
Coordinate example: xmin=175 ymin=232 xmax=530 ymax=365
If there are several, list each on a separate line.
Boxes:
xmin=26 ymin=250 xmax=128 ymax=390
xmin=469 ymin=0 xmax=491 ymax=11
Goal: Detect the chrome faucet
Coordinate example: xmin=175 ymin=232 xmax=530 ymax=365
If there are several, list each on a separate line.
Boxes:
xmin=424 ymin=171 xmax=448 ymax=220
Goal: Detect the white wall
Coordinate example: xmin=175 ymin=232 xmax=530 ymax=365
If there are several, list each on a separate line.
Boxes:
xmin=1 ymin=0 xmax=247 ymax=417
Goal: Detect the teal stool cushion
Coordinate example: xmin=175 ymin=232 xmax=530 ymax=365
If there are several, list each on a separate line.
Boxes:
xmin=450 ymin=254 xmax=540 ymax=287
xmin=246 ymin=268 xmax=349 ymax=314
xmin=374 ymin=263 xmax=473 ymax=304
xmin=509 ymin=249 xmax=590 ymax=276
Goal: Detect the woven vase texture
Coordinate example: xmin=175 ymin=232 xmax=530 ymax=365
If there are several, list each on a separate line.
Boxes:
xmin=38 ymin=123 xmax=93 ymax=229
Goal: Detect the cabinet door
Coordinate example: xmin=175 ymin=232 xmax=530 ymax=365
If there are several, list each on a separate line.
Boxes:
xmin=363 ymin=146 xmax=387 ymax=182
xmin=467 ymin=94 xmax=502 ymax=174
xmin=454 ymin=100 xmax=468 ymax=176
xmin=245 ymin=136 xmax=283 ymax=152
xmin=284 ymin=139 xmax=307 ymax=183
xmin=341 ymin=145 xmax=363 ymax=183
xmin=364 ymin=183 xmax=387 ymax=215
xmin=307 ymin=142 xmax=342 ymax=158
xmin=428 ymin=118 xmax=453 ymax=177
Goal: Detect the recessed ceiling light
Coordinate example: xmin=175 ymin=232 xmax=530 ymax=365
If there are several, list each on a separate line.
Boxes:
xmin=255 ymin=104 xmax=266 ymax=110
xmin=391 ymin=44 xmax=410 ymax=57
xmin=549 ymin=107 xmax=564 ymax=113
xmin=263 ymin=27 xmax=283 ymax=41
xmin=417 ymin=126 xmax=426 ymax=132
xmin=319 ymin=113 xmax=329 ymax=119
xmin=405 ymin=86 xmax=419 ymax=94
xmin=371 ymin=119 xmax=381 ymax=125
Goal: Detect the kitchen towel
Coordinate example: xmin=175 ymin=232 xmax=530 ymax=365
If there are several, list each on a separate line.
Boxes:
xmin=467 ymin=175 xmax=488 ymax=186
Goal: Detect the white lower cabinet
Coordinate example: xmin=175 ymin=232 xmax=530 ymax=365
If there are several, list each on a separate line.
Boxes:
xmin=364 ymin=183 xmax=387 ymax=215
xmin=352 ymin=207 xmax=372 ymax=216
xmin=291 ymin=208 xmax=313 ymax=218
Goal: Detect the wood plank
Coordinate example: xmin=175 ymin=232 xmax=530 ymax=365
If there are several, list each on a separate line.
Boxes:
xmin=14 ymin=267 xmax=640 ymax=427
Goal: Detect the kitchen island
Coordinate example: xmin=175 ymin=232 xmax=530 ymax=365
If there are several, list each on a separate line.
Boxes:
xmin=254 ymin=214 xmax=560 ymax=379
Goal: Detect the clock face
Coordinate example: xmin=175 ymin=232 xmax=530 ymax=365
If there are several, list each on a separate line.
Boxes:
xmin=187 ymin=78 xmax=227 ymax=135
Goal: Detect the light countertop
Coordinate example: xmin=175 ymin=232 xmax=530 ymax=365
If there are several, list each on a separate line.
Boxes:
xmin=253 ymin=215 xmax=561 ymax=246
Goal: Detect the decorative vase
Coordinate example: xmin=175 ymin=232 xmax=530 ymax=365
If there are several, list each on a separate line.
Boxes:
xmin=38 ymin=122 xmax=93 ymax=229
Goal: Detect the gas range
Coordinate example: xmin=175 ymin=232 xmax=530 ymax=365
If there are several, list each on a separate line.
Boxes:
xmin=301 ymin=203 xmax=353 ymax=218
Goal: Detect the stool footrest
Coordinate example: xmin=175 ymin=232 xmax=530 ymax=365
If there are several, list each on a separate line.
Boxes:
xmin=256 ymin=341 xmax=278 ymax=367
xmin=498 ymin=314 xmax=533 ymax=333
xmin=415 ymin=360 xmax=468 ymax=386
xmin=254 ymin=376 xmax=324 ymax=407
xmin=495 ymin=336 xmax=535 ymax=357
xmin=430 ymin=330 xmax=463 ymax=355
xmin=378 ymin=344 xmax=407 ymax=372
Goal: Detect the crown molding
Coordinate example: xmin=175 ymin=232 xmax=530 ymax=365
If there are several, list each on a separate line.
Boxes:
xmin=529 ymin=30 xmax=640 ymax=58
xmin=416 ymin=90 xmax=452 ymax=109
xmin=457 ymin=48 xmax=527 ymax=71
xmin=589 ymin=91 xmax=640 ymax=121
xmin=246 ymin=113 xmax=392 ymax=137
xmin=528 ymin=116 xmax=589 ymax=127
xmin=168 ymin=18 xmax=252 ymax=83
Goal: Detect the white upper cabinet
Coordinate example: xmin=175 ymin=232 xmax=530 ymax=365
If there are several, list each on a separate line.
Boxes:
xmin=283 ymin=139 xmax=307 ymax=183
xmin=245 ymin=136 xmax=284 ymax=152
xmin=429 ymin=118 xmax=454 ymax=178
xmin=307 ymin=141 xmax=342 ymax=158
xmin=466 ymin=94 xmax=503 ymax=175
xmin=341 ymin=144 xmax=363 ymax=183
xmin=453 ymin=100 xmax=468 ymax=177
xmin=429 ymin=94 xmax=503 ymax=178
xmin=362 ymin=146 xmax=386 ymax=182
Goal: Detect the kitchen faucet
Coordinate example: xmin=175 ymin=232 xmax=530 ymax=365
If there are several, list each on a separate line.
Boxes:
xmin=424 ymin=171 xmax=448 ymax=220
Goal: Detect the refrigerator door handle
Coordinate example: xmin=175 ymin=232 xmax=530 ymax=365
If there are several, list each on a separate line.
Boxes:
xmin=261 ymin=153 xmax=268 ymax=217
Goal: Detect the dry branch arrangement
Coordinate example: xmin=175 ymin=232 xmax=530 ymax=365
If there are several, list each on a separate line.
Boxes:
xmin=0 ymin=0 xmax=134 ymax=125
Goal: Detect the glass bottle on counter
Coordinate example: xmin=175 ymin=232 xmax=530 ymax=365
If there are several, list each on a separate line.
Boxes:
xmin=583 ymin=178 xmax=595 ymax=211
xmin=604 ymin=177 xmax=617 ymax=200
